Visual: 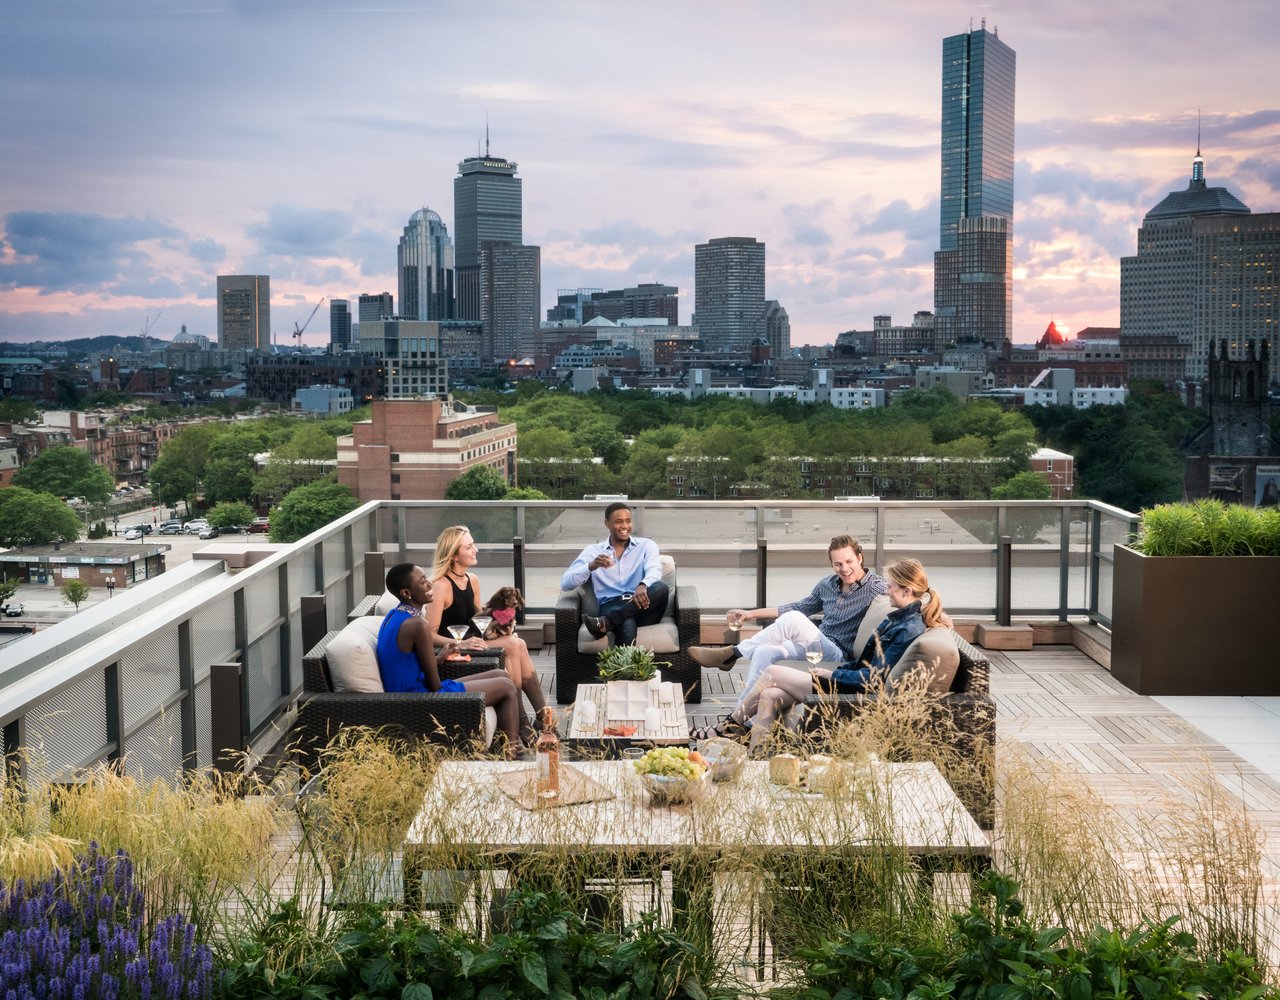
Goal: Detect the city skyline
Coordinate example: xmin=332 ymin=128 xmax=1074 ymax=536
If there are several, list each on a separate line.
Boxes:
xmin=1 ymin=1 xmax=1278 ymax=349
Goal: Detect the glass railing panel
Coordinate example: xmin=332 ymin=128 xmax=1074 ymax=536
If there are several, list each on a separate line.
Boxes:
xmin=882 ymin=505 xmax=997 ymax=614
xmin=24 ymin=670 xmax=110 ymax=780
xmin=191 ymin=594 xmax=237 ymax=683
xmin=322 ymin=534 xmax=347 ymax=596
xmin=245 ymin=571 xmax=281 ymax=640
xmin=194 ymin=676 xmax=213 ymax=769
xmin=287 ymin=553 xmax=310 ymax=614
xmin=1065 ymin=507 xmax=1094 ymax=614
xmin=246 ymin=633 xmax=282 ymax=732
xmin=1006 ymin=505 xmax=1067 ymax=613
xmin=761 ymin=504 xmax=879 ymax=548
xmin=125 ymin=709 xmax=184 ymax=784
xmin=119 ymin=628 xmax=182 ymax=732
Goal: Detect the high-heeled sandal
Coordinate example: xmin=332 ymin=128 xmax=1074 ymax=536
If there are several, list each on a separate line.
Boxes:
xmin=690 ymin=715 xmax=745 ymax=741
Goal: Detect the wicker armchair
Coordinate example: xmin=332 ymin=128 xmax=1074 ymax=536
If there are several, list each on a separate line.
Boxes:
xmin=554 ymin=555 xmax=702 ymax=704
xmin=800 ymin=633 xmax=996 ymax=829
xmin=294 ymin=627 xmax=504 ymax=772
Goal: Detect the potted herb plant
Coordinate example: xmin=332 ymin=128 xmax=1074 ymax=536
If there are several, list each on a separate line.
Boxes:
xmin=1111 ymin=499 xmax=1280 ymax=695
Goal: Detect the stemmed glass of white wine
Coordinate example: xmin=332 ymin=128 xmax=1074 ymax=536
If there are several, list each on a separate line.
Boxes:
xmin=446 ymin=624 xmax=470 ymax=644
xmin=726 ymin=610 xmax=744 ymax=633
xmin=471 ymin=615 xmax=493 ymax=638
xmin=805 ymin=638 xmax=825 ymax=665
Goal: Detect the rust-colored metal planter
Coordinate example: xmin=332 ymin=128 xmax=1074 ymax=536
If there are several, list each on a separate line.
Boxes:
xmin=1110 ymin=544 xmax=1280 ymax=695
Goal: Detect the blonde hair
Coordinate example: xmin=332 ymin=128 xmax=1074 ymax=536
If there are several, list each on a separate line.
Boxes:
xmin=885 ymin=557 xmax=945 ymax=628
xmin=430 ymin=525 xmax=472 ymax=582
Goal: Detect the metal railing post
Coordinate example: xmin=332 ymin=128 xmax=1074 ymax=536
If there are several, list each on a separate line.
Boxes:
xmin=756 ymin=538 xmax=768 ymax=610
xmin=210 ymin=662 xmax=243 ymax=774
xmin=300 ymin=594 xmax=327 ymax=656
xmin=996 ymin=535 xmax=1013 ymax=626
xmin=513 ymin=536 xmax=526 ymax=624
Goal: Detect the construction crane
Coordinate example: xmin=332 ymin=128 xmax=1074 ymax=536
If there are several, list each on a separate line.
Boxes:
xmin=292 ymin=298 xmax=325 ymax=341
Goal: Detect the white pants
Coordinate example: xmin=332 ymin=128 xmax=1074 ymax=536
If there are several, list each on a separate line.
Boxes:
xmin=733 ymin=610 xmax=843 ymax=712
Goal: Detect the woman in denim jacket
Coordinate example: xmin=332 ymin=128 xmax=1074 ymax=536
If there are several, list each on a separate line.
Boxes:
xmin=720 ymin=559 xmax=946 ymax=753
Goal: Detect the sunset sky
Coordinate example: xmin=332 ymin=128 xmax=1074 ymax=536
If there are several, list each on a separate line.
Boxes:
xmin=2 ymin=0 xmax=1278 ymax=348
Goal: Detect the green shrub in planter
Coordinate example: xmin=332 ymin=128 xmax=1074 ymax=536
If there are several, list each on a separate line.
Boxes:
xmin=1134 ymin=499 xmax=1280 ymax=556
xmin=793 ymin=873 xmax=1276 ymax=1000
xmin=596 ymin=644 xmax=669 ymax=682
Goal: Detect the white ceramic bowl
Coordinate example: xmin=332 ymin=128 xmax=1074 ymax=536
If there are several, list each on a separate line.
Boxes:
xmin=641 ymin=772 xmax=707 ymax=805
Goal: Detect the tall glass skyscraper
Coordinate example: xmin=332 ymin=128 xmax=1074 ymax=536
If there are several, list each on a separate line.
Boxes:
xmin=934 ymin=25 xmax=1015 ymax=348
xmin=398 ymin=208 xmax=455 ymax=321
xmin=453 ymin=148 xmax=522 ymax=321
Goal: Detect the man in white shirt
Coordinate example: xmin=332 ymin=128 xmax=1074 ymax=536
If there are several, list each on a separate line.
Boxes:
xmin=560 ymin=502 xmax=668 ymax=647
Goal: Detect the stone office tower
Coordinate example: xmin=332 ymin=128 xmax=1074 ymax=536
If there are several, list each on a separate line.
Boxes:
xmin=453 ymin=140 xmax=522 ymax=323
xmin=216 ymin=274 xmax=271 ymax=351
xmin=933 ymin=24 xmax=1015 ymax=349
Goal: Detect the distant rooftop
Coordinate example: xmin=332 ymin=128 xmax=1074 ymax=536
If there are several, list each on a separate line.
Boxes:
xmin=1145 ymin=151 xmax=1250 ymax=221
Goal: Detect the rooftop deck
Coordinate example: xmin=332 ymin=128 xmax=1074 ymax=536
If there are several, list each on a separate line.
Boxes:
xmin=533 ymin=640 xmax=1280 ymax=888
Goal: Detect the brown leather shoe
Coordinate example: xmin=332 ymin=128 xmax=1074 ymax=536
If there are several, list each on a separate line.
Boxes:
xmin=689 ymin=645 xmax=739 ymax=670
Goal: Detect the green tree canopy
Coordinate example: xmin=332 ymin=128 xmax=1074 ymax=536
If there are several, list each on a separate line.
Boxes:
xmin=60 ymin=578 xmax=91 ymax=611
xmin=207 ymin=500 xmax=256 ymax=530
xmin=11 ymin=445 xmax=114 ymax=503
xmin=992 ymin=470 xmax=1053 ymax=500
xmin=0 ymin=399 xmax=39 ymax=424
xmin=148 ymin=424 xmax=220 ymax=507
xmin=446 ymin=465 xmax=510 ymax=501
xmin=269 ymin=480 xmax=359 ymax=543
xmin=0 ymin=487 xmax=83 ymax=546
xmin=504 ymin=486 xmax=550 ymax=500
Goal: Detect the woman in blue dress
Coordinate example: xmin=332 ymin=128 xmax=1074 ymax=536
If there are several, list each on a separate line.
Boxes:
xmin=377 ymin=561 xmax=523 ymax=756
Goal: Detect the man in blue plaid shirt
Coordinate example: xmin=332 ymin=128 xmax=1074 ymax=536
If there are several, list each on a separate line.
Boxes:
xmin=689 ymin=535 xmax=886 ymax=738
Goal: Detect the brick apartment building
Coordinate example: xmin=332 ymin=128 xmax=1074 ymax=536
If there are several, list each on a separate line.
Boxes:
xmin=336 ymin=397 xmax=518 ymax=502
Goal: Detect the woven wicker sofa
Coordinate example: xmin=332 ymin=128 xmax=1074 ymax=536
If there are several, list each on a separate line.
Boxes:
xmin=294 ymin=618 xmax=502 ymax=771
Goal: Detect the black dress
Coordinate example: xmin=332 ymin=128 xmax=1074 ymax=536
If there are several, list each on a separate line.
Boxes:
xmin=437 ymin=575 xmax=481 ymax=639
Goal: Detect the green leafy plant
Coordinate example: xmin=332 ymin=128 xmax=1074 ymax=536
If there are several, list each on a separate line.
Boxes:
xmin=1135 ymin=499 xmax=1280 ymax=556
xmin=596 ymin=643 xmax=669 ymax=681
xmin=794 ymin=872 xmax=1278 ymax=1000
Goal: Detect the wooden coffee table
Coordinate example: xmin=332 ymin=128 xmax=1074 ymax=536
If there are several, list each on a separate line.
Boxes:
xmin=565 ymin=682 xmax=691 ymax=755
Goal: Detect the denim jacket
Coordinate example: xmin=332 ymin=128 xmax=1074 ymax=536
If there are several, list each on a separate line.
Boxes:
xmin=830 ymin=600 xmax=925 ymax=693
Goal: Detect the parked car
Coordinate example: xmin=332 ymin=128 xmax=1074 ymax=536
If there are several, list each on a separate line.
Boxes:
xmin=2 ymin=603 xmax=24 ymax=618
xmin=159 ymin=521 xmax=183 ymax=535
xmin=197 ymin=526 xmax=221 ymax=539
xmin=138 ymin=523 xmax=154 ymax=535
xmin=248 ymin=518 xmax=270 ymax=534
xmin=124 ymin=527 xmax=143 ymax=540
xmin=184 ymin=520 xmax=210 ymax=535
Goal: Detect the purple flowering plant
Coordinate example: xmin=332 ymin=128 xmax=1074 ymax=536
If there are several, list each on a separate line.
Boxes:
xmin=0 ymin=843 xmax=213 ymax=1000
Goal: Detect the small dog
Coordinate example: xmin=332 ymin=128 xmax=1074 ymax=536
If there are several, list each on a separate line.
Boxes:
xmin=481 ymin=586 xmax=524 ymax=639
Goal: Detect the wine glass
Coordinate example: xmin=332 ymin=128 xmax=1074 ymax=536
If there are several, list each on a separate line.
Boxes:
xmin=726 ymin=610 xmax=744 ymax=633
xmin=471 ymin=615 xmax=493 ymax=637
xmin=805 ymin=639 xmax=825 ymax=665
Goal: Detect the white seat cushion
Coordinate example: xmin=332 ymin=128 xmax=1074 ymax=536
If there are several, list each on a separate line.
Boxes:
xmin=326 ymin=617 xmax=384 ymax=693
xmin=481 ymin=707 xmax=497 ymax=749
xmin=374 ymin=591 xmax=399 ymax=616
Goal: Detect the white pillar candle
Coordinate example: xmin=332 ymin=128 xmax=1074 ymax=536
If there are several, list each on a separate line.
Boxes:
xmin=644 ymin=707 xmax=661 ymax=733
xmin=658 ymin=683 xmax=674 ymax=706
